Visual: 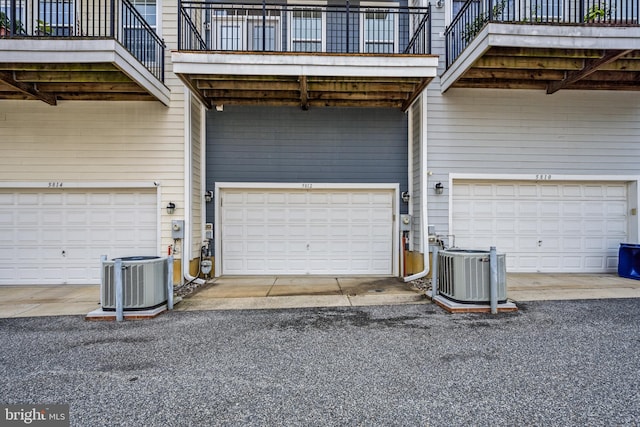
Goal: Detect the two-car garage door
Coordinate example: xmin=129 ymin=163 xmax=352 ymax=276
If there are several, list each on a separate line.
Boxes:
xmin=0 ymin=188 xmax=157 ymax=285
xmin=452 ymin=181 xmax=629 ymax=273
xmin=219 ymin=187 xmax=395 ymax=275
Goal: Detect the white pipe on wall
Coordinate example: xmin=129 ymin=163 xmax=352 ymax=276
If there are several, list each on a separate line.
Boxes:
xmin=404 ymin=93 xmax=430 ymax=283
xmin=183 ymin=90 xmax=205 ymax=285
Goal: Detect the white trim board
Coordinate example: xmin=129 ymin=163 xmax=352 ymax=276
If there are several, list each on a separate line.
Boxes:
xmin=172 ymin=52 xmax=438 ymax=78
xmin=0 ymin=181 xmax=160 ymax=189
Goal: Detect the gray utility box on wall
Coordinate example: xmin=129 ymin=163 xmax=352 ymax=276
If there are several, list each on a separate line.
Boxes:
xmin=437 ymin=249 xmax=507 ymax=304
xmin=101 ymin=256 xmax=168 ymax=310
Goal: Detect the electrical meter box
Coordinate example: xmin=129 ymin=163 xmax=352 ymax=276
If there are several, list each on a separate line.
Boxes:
xmin=172 ymin=220 xmax=184 ymax=239
xmin=400 ymin=214 xmax=412 ymax=231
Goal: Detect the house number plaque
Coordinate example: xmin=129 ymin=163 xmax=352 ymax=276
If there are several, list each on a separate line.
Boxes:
xmin=535 ymin=174 xmax=552 ymax=181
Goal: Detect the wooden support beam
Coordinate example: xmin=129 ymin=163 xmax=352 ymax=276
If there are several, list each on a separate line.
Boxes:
xmin=454 ymin=79 xmax=547 ymax=90
xmin=202 ymin=89 xmax=300 ymax=99
xmin=196 ymin=80 xmax=301 ymax=91
xmin=402 ymin=78 xmax=431 ymax=112
xmin=0 ymin=63 xmax=118 ymax=72
xmin=309 ymin=99 xmax=403 ymax=108
xmin=176 ymin=75 xmax=211 ymax=109
xmin=57 ymin=93 xmax=156 ymax=101
xmin=299 ymin=75 xmax=308 ymax=110
xmin=13 ymin=71 xmax=132 ymax=83
xmin=310 ymin=91 xmax=410 ymax=101
xmin=484 ymin=47 xmax=606 ymax=59
xmin=34 ymin=83 xmax=146 ymax=93
xmin=463 ymin=68 xmax=566 ymax=81
xmin=547 ymin=49 xmax=634 ymax=94
xmin=308 ymin=81 xmax=420 ymax=93
xmin=474 ymin=56 xmax=585 ymax=70
xmin=0 ymin=71 xmax=57 ymax=105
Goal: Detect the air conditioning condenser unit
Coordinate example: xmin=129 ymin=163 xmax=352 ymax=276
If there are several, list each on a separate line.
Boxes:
xmin=437 ymin=249 xmax=506 ymax=304
xmin=101 ymin=256 xmax=168 ymax=310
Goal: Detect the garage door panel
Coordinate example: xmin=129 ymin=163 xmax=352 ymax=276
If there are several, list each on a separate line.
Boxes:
xmin=585 ymin=256 xmax=605 ymax=269
xmin=221 ymin=188 xmax=394 ymax=275
xmin=607 ymin=202 xmax=627 ymax=216
xmin=0 ymin=189 xmax=157 ymax=285
xmin=606 ymin=256 xmax=619 ymax=269
xmin=453 ymin=181 xmax=628 ymax=273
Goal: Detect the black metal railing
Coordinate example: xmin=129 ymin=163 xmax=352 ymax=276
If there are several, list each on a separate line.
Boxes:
xmin=178 ymin=0 xmax=431 ymax=54
xmin=446 ymin=0 xmax=640 ymax=68
xmin=0 ymin=0 xmax=165 ymax=81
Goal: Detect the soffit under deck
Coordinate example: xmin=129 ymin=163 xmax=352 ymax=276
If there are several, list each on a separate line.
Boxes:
xmin=441 ymin=24 xmax=640 ymax=93
xmin=172 ymin=52 xmax=439 ymax=111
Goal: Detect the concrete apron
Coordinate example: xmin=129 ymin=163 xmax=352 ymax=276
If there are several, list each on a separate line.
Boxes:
xmin=174 ymin=276 xmax=426 ymax=312
xmin=0 ymin=273 xmax=639 ymax=317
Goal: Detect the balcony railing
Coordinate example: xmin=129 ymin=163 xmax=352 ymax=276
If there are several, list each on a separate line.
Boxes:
xmin=445 ymin=0 xmax=640 ymax=67
xmin=0 ymin=0 xmax=165 ymax=82
xmin=178 ymin=1 xmax=431 ymax=55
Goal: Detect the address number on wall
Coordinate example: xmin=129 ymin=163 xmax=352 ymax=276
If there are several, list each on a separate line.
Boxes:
xmin=535 ymin=174 xmax=552 ymax=181
xmin=48 ymin=182 xmax=64 ymax=188
xmin=302 ymin=183 xmax=313 ymax=189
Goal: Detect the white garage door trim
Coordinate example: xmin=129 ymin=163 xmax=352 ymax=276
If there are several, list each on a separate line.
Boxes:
xmin=0 ymin=182 xmax=161 ymax=285
xmin=448 ymin=174 xmax=640 ymax=273
xmin=215 ymin=182 xmax=400 ymax=277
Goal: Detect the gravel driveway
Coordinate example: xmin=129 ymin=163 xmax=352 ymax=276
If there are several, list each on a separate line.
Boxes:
xmin=1 ymin=299 xmax=639 ymax=426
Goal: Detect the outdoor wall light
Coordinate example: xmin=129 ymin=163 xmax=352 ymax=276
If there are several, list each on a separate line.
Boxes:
xmin=204 ymin=190 xmax=213 ymax=203
xmin=401 ymin=191 xmax=411 ymax=203
xmin=435 ymin=0 xmax=444 ymax=7
xmin=434 ymin=182 xmax=444 ymax=195
xmin=166 ymin=202 xmax=176 ymax=215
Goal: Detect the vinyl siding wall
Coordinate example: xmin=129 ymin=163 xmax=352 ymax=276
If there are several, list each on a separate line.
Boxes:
xmin=423 ymin=4 xmax=640 ymax=240
xmin=0 ymin=0 xmax=198 ymax=256
xmin=206 ymin=105 xmax=409 ymax=223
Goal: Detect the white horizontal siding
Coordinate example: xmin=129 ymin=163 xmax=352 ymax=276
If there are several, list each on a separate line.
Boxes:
xmin=425 ymin=88 xmax=640 ymax=237
xmin=0 ymin=98 xmax=185 ymax=249
xmin=425 ymin=6 xmax=640 ymax=238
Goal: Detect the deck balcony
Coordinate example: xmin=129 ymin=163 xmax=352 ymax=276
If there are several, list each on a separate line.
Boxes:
xmin=441 ymin=0 xmax=640 ymax=92
xmin=173 ymin=1 xmax=438 ymax=110
xmin=0 ymin=0 xmax=169 ymax=105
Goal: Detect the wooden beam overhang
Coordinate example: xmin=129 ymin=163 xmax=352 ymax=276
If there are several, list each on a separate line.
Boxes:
xmin=0 ymin=71 xmax=57 ymax=105
xmin=546 ymin=49 xmax=634 ymax=94
xmin=172 ymin=52 xmax=438 ymax=111
xmin=0 ymin=40 xmax=170 ymax=105
xmin=441 ymin=24 xmax=640 ymax=93
xmin=178 ymin=73 xmax=434 ymax=111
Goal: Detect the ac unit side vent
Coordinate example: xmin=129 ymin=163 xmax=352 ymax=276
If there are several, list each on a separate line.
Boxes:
xmin=101 ymin=257 xmax=168 ymax=310
xmin=437 ymin=249 xmax=506 ymax=304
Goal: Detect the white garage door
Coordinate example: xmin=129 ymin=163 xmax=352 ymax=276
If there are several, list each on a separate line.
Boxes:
xmin=0 ymin=188 xmax=158 ymax=285
xmin=220 ymin=188 xmax=394 ymax=275
xmin=452 ymin=181 xmax=628 ymax=273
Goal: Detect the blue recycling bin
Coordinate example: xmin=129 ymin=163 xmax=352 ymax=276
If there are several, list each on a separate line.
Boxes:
xmin=618 ymin=243 xmax=640 ymax=280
